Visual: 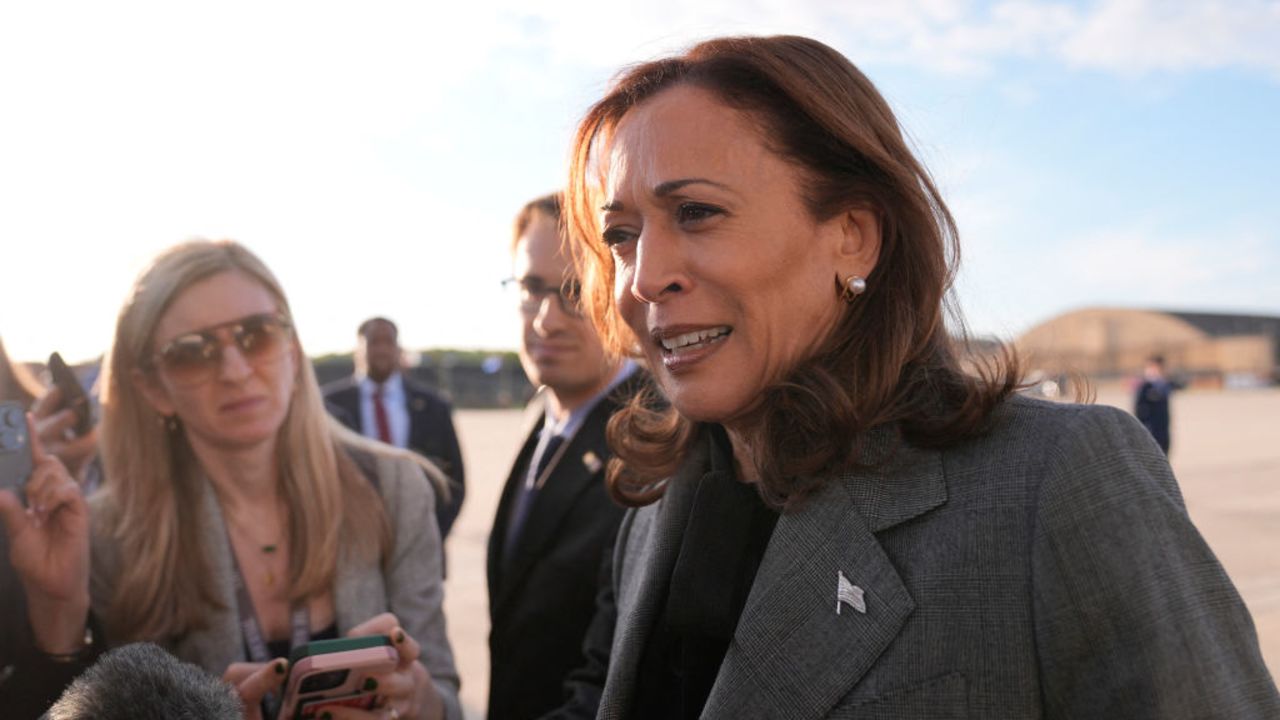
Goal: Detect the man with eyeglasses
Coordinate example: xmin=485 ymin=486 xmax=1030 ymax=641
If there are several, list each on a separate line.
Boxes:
xmin=486 ymin=192 xmax=642 ymax=720
xmin=323 ymin=317 xmax=465 ymax=541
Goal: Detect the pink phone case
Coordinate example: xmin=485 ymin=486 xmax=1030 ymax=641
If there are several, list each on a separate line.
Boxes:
xmin=276 ymin=645 xmax=398 ymax=720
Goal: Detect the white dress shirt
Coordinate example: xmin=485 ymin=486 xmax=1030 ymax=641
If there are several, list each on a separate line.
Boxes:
xmin=358 ymin=371 xmax=411 ymax=448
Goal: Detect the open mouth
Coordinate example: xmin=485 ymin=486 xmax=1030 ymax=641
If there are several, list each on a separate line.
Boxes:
xmin=657 ymin=326 xmax=732 ymax=356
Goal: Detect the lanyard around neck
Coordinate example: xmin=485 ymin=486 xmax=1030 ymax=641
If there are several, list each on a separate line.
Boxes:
xmin=226 ymin=528 xmax=308 ymax=718
xmin=225 ymin=527 xmax=311 ymax=661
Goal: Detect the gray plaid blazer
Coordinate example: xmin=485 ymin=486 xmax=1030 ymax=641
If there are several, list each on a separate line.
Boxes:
xmin=599 ymin=395 xmax=1279 ymax=719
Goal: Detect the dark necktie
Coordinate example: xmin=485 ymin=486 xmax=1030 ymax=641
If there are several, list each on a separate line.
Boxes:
xmin=503 ymin=433 xmax=566 ymax=561
xmin=372 ymin=383 xmax=392 ymax=444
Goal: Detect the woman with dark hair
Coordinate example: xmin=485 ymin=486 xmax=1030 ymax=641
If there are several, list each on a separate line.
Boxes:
xmin=562 ymin=35 xmax=1278 ymax=718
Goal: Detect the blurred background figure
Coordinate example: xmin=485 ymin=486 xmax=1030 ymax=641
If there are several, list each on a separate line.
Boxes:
xmin=1134 ymin=354 xmax=1176 ymax=454
xmin=486 ymin=193 xmax=642 ymax=719
xmin=325 ymin=317 xmax=466 ymax=542
xmin=0 ymin=406 xmax=95 ymax=720
xmin=2 ymin=336 xmax=101 ymax=718
xmin=0 ymin=336 xmax=101 ymax=486
xmin=0 ymin=336 xmax=44 ymax=407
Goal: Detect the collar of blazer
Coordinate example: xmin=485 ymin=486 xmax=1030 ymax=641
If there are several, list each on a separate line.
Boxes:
xmin=604 ymin=424 xmax=948 ymax=720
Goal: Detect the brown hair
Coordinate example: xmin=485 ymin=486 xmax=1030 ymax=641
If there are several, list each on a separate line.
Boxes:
xmin=565 ymin=35 xmax=1020 ymax=509
xmin=98 ymin=239 xmax=392 ymax=641
xmin=511 ymin=192 xmax=562 ymax=253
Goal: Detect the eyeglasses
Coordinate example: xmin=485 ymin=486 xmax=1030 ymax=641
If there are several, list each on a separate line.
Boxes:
xmin=148 ymin=313 xmax=293 ymax=386
xmin=501 ymin=276 xmax=584 ymax=318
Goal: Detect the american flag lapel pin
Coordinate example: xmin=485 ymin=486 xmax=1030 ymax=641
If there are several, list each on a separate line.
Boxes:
xmin=836 ymin=570 xmax=867 ymax=615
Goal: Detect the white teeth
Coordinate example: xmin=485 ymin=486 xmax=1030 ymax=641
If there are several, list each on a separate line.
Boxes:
xmin=660 ymin=326 xmax=730 ymax=351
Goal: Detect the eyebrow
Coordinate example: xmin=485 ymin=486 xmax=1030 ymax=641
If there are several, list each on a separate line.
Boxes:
xmin=655 ymin=178 xmax=730 ymax=196
xmin=600 ymin=177 xmax=732 ymax=212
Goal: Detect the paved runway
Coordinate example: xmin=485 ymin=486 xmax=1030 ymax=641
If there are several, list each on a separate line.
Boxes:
xmin=443 ymin=388 xmax=1280 ymax=718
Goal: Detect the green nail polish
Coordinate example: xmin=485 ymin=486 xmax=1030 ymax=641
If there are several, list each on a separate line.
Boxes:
xmin=363 ymin=676 xmax=378 ymax=691
xmin=394 ymin=629 xmax=405 ymax=644
xmin=275 ymin=660 xmax=286 ymax=674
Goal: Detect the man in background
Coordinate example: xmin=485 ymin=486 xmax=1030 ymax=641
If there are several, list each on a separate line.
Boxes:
xmin=1134 ymin=354 xmax=1175 ymax=454
xmin=324 ymin=317 xmax=465 ymax=539
xmin=486 ymin=193 xmax=641 ymax=719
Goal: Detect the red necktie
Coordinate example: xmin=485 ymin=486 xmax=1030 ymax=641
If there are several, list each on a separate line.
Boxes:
xmin=372 ymin=383 xmax=392 ymax=444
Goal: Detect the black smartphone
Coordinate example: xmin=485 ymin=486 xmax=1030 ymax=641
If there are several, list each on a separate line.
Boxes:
xmin=0 ymin=401 xmax=34 ymax=504
xmin=47 ymin=352 xmax=92 ymax=436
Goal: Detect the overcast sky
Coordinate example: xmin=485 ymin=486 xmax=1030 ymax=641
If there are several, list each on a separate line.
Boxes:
xmin=3 ymin=0 xmax=1277 ymax=363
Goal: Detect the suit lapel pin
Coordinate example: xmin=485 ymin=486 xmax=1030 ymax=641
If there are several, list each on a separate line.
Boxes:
xmin=411 ymin=397 xmax=427 ymax=411
xmin=836 ymin=570 xmax=866 ymax=615
xmin=582 ymin=450 xmax=602 ymax=473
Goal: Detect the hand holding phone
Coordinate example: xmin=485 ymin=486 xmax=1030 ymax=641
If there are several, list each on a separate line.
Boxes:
xmin=341 ymin=614 xmax=444 ymax=720
xmin=276 ymin=635 xmax=398 ymax=720
xmin=0 ymin=409 xmax=91 ymax=655
xmin=224 ymin=659 xmax=290 ymax=720
xmin=32 ymin=354 xmax=99 ymax=480
xmin=46 ymin=352 xmax=92 ymax=437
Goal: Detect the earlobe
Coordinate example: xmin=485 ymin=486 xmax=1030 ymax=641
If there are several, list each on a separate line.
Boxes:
xmin=131 ymin=368 xmax=176 ymax=417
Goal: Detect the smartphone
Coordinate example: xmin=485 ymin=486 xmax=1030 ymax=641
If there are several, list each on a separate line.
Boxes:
xmin=47 ymin=352 xmax=92 ymax=436
xmin=276 ymin=635 xmax=398 ymax=720
xmin=0 ymin=402 xmax=34 ymax=504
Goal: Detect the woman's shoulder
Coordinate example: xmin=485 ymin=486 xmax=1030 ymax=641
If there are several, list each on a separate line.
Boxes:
xmin=340 ymin=442 xmax=436 ymax=509
xmin=977 ymin=393 xmax=1154 ymax=456
xmin=938 ymin=393 xmax=1176 ymax=504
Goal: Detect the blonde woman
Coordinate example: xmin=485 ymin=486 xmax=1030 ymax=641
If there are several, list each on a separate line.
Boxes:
xmin=21 ymin=239 xmax=460 ymax=719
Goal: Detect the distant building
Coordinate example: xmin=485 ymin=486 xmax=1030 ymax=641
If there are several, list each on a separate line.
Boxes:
xmin=1016 ymin=308 xmax=1280 ymax=388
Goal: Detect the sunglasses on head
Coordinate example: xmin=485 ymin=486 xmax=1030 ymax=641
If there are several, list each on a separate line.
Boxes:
xmin=149 ymin=313 xmax=293 ymax=386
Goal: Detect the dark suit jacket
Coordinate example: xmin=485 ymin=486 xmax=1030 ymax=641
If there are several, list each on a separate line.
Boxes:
xmin=1134 ymin=378 xmax=1173 ymax=452
xmin=485 ymin=374 xmax=643 ymax=720
xmin=598 ymin=395 xmax=1279 ymax=719
xmin=323 ymin=374 xmax=465 ymax=538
